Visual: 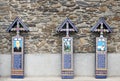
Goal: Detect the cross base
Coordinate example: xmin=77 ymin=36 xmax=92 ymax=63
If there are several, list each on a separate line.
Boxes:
xmin=62 ymin=76 xmax=74 ymax=79
xmin=95 ymin=75 xmax=107 ymax=79
xmin=11 ymin=75 xmax=24 ymax=79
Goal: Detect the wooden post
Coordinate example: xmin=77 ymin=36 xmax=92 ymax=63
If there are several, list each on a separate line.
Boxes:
xmin=91 ymin=17 xmax=112 ymax=79
xmin=7 ymin=17 xmax=29 ymax=78
xmin=56 ymin=18 xmax=78 ymax=79
xmin=96 ymin=37 xmax=107 ymax=78
xmin=11 ymin=36 xmax=24 ymax=78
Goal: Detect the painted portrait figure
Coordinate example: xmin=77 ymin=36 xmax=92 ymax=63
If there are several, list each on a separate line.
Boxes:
xmin=13 ymin=38 xmax=22 ymax=52
xmin=64 ymin=38 xmax=71 ymax=52
xmin=97 ymin=38 xmax=106 ymax=51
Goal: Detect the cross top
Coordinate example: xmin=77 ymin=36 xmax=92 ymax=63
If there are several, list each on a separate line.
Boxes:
xmin=7 ymin=17 xmax=29 ymax=35
xmin=91 ymin=17 xmax=112 ymax=37
xmin=94 ymin=23 xmax=110 ymax=37
xmin=100 ymin=23 xmax=104 ymax=37
xmin=16 ymin=21 xmax=20 ymax=36
xmin=60 ymin=21 xmax=76 ymax=37
xmin=56 ymin=18 xmax=78 ymax=37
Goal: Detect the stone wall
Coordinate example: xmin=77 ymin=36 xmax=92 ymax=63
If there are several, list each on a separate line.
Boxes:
xmin=0 ymin=0 xmax=120 ymax=54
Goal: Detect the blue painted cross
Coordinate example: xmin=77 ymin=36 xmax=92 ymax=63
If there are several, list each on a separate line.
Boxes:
xmin=16 ymin=21 xmax=20 ymax=36
xmin=7 ymin=17 xmax=29 ymax=33
xmin=60 ymin=22 xmax=75 ymax=37
xmin=7 ymin=17 xmax=29 ymax=79
xmin=91 ymin=17 xmax=112 ymax=79
xmin=57 ymin=18 xmax=78 ymax=36
xmin=56 ymin=18 xmax=78 ymax=79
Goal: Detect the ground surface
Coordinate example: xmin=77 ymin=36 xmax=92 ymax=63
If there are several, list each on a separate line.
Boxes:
xmin=1 ymin=77 xmax=120 ymax=81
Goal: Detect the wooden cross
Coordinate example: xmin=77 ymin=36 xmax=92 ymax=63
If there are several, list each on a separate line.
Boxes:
xmin=94 ymin=23 xmax=109 ymax=38
xmin=60 ymin=22 xmax=75 ymax=37
xmin=16 ymin=21 xmax=20 ymax=36
xmin=100 ymin=23 xmax=104 ymax=37
xmin=66 ymin=22 xmax=69 ymax=37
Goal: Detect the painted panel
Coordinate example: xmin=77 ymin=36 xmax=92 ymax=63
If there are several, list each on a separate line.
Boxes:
xmin=97 ymin=38 xmax=106 ymax=51
xmin=13 ymin=38 xmax=23 ymax=52
xmin=97 ymin=54 xmax=105 ymax=68
xmin=63 ymin=38 xmax=71 ymax=52
xmin=64 ymin=54 xmax=71 ymax=69
xmin=13 ymin=54 xmax=22 ymax=69
xmin=96 ymin=37 xmax=107 ymax=78
xmin=11 ymin=36 xmax=24 ymax=78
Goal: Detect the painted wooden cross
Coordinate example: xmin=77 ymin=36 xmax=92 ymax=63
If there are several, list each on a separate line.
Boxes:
xmin=60 ymin=22 xmax=75 ymax=37
xmin=56 ymin=18 xmax=78 ymax=79
xmin=7 ymin=17 xmax=29 ymax=79
xmin=16 ymin=21 xmax=20 ymax=36
xmin=91 ymin=17 xmax=112 ymax=79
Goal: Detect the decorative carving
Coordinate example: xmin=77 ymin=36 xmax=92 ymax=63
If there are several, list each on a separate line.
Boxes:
xmin=56 ymin=18 xmax=78 ymax=79
xmin=7 ymin=17 xmax=29 ymax=78
xmin=91 ymin=17 xmax=112 ymax=79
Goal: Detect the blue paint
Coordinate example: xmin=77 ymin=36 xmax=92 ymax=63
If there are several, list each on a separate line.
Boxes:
xmin=13 ymin=38 xmax=22 ymax=48
xmin=11 ymin=75 xmax=24 ymax=79
xmin=96 ymin=75 xmax=107 ymax=79
xmin=63 ymin=38 xmax=71 ymax=52
xmin=64 ymin=54 xmax=71 ymax=69
xmin=97 ymin=39 xmax=106 ymax=51
xmin=97 ymin=54 xmax=105 ymax=68
xmin=62 ymin=76 xmax=74 ymax=79
xmin=14 ymin=54 xmax=22 ymax=69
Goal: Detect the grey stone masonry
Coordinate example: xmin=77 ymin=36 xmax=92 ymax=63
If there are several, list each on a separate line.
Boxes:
xmin=0 ymin=0 xmax=120 ymax=54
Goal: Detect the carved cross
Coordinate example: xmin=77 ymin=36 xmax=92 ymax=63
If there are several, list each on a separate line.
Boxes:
xmin=100 ymin=23 xmax=104 ymax=37
xmin=60 ymin=22 xmax=75 ymax=37
xmin=16 ymin=21 xmax=20 ymax=36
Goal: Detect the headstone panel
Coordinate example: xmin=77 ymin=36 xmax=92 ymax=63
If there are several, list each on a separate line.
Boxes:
xmin=96 ymin=37 xmax=107 ymax=78
xmin=62 ymin=37 xmax=73 ymax=79
xmin=11 ymin=36 xmax=24 ymax=78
